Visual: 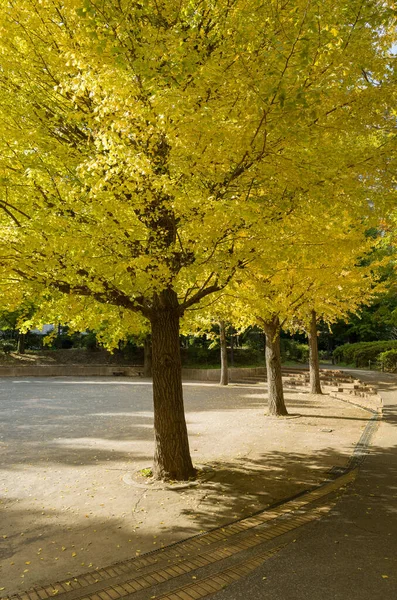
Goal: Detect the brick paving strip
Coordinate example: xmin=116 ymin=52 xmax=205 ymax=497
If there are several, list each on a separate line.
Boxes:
xmin=2 ymin=469 xmax=358 ymax=600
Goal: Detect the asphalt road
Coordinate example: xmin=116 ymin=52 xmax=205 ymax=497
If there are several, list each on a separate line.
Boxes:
xmin=212 ymin=369 xmax=397 ymax=600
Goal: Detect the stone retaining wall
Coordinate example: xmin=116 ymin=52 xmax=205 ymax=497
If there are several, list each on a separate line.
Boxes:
xmin=0 ymin=365 xmax=261 ymax=379
xmin=0 ymin=365 xmax=143 ymax=377
xmin=181 ymin=367 xmax=267 ymax=381
xmin=0 ymin=365 xmax=267 ymax=379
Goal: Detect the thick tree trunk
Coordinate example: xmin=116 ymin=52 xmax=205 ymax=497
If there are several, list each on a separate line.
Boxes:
xmin=143 ymin=335 xmax=152 ymax=377
xmin=263 ymin=316 xmax=288 ymax=416
xmin=150 ymin=290 xmax=195 ymax=481
xmin=308 ymin=310 xmax=322 ymax=395
xmin=17 ymin=332 xmax=25 ymax=354
xmin=219 ymin=320 xmax=229 ymax=385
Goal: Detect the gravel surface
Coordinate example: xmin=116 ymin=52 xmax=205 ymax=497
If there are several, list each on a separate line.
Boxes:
xmin=0 ymin=377 xmax=370 ymax=595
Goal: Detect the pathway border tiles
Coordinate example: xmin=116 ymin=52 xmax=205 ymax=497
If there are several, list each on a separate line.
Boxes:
xmin=2 ymin=470 xmax=357 ymax=600
xmin=131 ymin=546 xmax=286 ymax=600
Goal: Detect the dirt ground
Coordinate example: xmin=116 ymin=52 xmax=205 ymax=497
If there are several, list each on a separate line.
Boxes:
xmin=0 ymin=378 xmax=371 ymax=595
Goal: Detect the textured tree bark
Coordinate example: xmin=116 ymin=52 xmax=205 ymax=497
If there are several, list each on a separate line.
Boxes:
xmin=150 ymin=289 xmax=195 ymax=481
xmin=308 ymin=310 xmax=322 ymax=395
xmin=219 ymin=320 xmax=229 ymax=385
xmin=263 ymin=316 xmax=288 ymax=416
xmin=143 ymin=335 xmax=152 ymax=377
xmin=17 ymin=332 xmax=25 ymax=354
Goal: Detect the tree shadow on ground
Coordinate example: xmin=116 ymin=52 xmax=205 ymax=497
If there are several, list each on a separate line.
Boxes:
xmin=1 ymin=373 xmax=395 ymax=595
xmin=3 ymin=439 xmax=397 ymax=597
xmin=0 ymin=379 xmax=359 ymax=469
xmin=0 ymin=409 xmax=156 ymax=468
xmin=175 ymin=440 xmax=397 ymax=534
xmin=0 ymin=496 xmax=183 ymax=595
xmin=174 ymin=371 xmax=397 ymax=535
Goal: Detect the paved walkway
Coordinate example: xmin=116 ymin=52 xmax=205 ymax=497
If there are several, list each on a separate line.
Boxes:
xmin=211 ymin=369 xmax=397 ymax=599
xmin=1 ymin=370 xmax=395 ymax=599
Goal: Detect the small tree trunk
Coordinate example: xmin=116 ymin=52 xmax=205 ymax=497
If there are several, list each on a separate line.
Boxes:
xmin=219 ymin=320 xmax=229 ymax=385
xmin=308 ymin=310 xmax=322 ymax=394
xmin=150 ymin=289 xmax=195 ymax=481
xmin=263 ymin=316 xmax=288 ymax=416
xmin=17 ymin=332 xmax=26 ymax=354
xmin=143 ymin=335 xmax=152 ymax=377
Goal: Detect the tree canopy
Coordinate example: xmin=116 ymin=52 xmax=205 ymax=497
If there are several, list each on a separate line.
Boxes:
xmin=1 ymin=0 xmax=395 ymax=316
xmin=0 ymin=0 xmax=396 ymax=478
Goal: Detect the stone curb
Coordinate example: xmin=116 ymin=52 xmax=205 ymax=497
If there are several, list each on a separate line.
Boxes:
xmin=330 ymin=390 xmax=383 ymax=415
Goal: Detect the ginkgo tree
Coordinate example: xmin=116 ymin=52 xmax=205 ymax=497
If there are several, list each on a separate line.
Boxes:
xmin=181 ymin=293 xmax=238 ymax=385
xmin=223 ymin=202 xmax=384 ymax=415
xmin=0 ymin=0 xmax=396 ymax=479
xmin=290 ymin=262 xmax=382 ymax=395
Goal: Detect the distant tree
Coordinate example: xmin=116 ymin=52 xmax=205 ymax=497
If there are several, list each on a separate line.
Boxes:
xmin=0 ymin=304 xmax=36 ymax=354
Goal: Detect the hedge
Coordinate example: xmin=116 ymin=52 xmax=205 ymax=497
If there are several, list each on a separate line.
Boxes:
xmin=280 ymin=339 xmax=309 ymax=363
xmin=378 ymin=349 xmax=397 ymax=372
xmin=333 ymin=340 xmax=397 ymax=367
xmin=180 ymin=346 xmax=264 ymax=367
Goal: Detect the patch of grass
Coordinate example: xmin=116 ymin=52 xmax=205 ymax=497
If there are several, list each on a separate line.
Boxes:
xmin=139 ymin=467 xmax=153 ymax=478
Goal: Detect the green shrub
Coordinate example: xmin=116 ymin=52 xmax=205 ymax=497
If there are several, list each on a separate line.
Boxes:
xmin=81 ymin=332 xmax=98 ymax=351
xmin=180 ymin=345 xmax=264 ymax=367
xmin=232 ymin=347 xmax=264 ymax=366
xmin=46 ymin=333 xmax=74 ymax=349
xmin=333 ymin=341 xmax=397 ymax=367
xmin=332 ymin=345 xmax=344 ymax=363
xmin=295 ymin=343 xmax=309 ymax=363
xmin=180 ymin=345 xmax=219 ymax=366
xmin=25 ymin=332 xmax=43 ymax=350
xmin=1 ymin=342 xmax=15 ymax=354
xmin=280 ymin=339 xmax=309 ymax=363
xmin=378 ymin=349 xmax=397 ymax=372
